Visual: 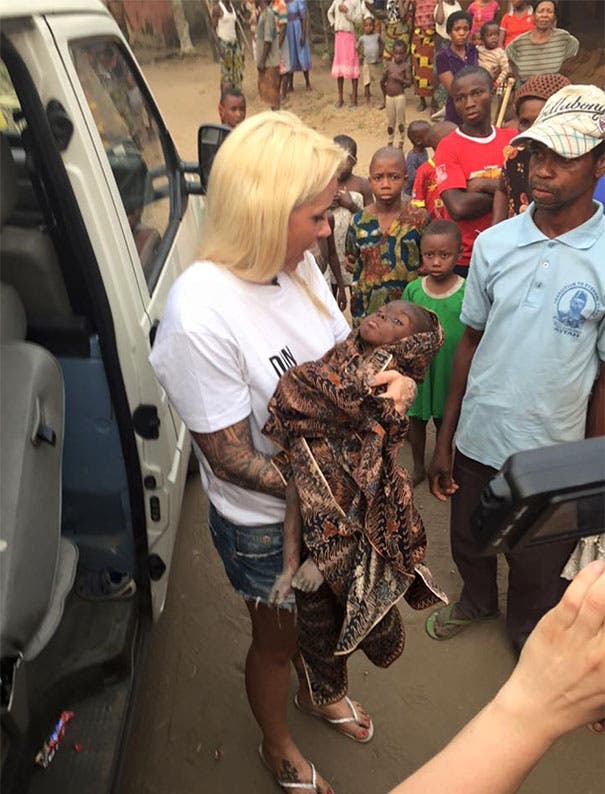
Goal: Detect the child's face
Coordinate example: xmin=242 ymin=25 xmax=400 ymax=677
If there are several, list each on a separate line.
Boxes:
xmin=481 ymin=25 xmax=500 ymax=49
xmin=420 ymin=233 xmax=459 ymax=279
xmin=408 ymin=126 xmax=427 ymax=149
xmin=219 ymin=95 xmax=247 ymax=128
xmin=393 ymin=45 xmax=406 ymax=64
xmin=359 ymin=304 xmax=415 ymax=346
xmin=363 ymin=17 xmax=375 ymax=34
xmin=369 ymin=156 xmax=405 ymax=203
xmin=450 ymin=20 xmax=470 ymax=47
xmin=338 ymin=152 xmax=356 ymax=182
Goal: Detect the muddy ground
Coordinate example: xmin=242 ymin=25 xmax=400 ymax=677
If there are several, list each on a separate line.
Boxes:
xmin=120 ymin=52 xmax=604 ymax=794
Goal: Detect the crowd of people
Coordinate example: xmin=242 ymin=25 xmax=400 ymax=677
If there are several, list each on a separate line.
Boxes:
xmin=152 ymin=1 xmax=604 ymax=792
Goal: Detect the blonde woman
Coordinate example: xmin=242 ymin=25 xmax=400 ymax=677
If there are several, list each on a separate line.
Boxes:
xmin=150 ymin=112 xmax=413 ymax=793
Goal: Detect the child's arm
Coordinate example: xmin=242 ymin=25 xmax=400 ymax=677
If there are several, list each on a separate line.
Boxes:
xmin=357 ymin=36 xmax=364 ymax=60
xmin=403 ymin=60 xmax=412 ymax=88
xmin=380 ymin=64 xmax=389 ymax=92
xmin=344 ymin=215 xmax=361 ymax=276
xmin=378 ymin=35 xmax=384 ymax=60
xmin=269 ymin=479 xmax=302 ymax=606
xmin=326 ymin=228 xmax=348 ymax=311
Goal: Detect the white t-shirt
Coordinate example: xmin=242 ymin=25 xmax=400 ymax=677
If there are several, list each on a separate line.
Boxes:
xmin=150 ymin=252 xmax=350 ymax=525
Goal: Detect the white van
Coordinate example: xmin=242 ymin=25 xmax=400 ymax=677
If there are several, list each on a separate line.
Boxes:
xmin=0 ymin=2 xmax=225 ymax=790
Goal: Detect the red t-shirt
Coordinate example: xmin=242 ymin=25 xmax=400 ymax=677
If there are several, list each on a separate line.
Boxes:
xmin=499 ymin=10 xmax=534 ymax=49
xmin=411 ymin=159 xmax=451 ymax=221
xmin=434 ymin=126 xmax=517 ymax=267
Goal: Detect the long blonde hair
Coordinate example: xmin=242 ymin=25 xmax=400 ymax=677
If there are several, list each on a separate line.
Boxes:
xmin=199 ymin=111 xmax=346 ymax=287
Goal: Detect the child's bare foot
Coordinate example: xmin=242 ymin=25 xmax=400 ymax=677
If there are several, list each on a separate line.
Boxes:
xmin=334 ymin=99 xmax=344 ymax=109
xmin=292 ymin=558 xmax=324 ymax=592
xmin=259 ymin=741 xmax=333 ymax=794
xmin=377 ymin=102 xmax=385 ymax=110
xmin=413 ymin=466 xmax=427 ymax=486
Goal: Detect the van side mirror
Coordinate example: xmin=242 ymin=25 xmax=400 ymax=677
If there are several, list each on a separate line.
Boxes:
xmin=197 ymin=123 xmax=231 ymax=193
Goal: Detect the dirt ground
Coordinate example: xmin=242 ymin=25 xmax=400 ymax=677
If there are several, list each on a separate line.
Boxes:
xmin=120 ymin=53 xmax=604 ymax=794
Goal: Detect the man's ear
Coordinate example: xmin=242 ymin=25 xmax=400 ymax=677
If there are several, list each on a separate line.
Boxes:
xmin=595 ymin=151 xmax=605 ymax=180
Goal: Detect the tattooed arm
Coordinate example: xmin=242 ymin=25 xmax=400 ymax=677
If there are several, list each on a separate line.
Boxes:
xmin=192 ymin=418 xmax=286 ymax=498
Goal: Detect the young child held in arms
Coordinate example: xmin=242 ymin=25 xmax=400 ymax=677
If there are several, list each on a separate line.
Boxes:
xmin=411 ymin=120 xmax=456 ymax=220
xmin=357 ymin=16 xmax=384 ymax=107
xmin=477 ymin=21 xmax=509 ymax=94
xmin=404 ymin=120 xmax=430 ymax=195
xmin=346 ymin=146 xmax=427 ymax=326
xmin=380 ymin=40 xmax=411 ymax=148
xmin=402 ymin=220 xmax=465 ymax=485
xmin=263 ymin=300 xmax=447 ymax=703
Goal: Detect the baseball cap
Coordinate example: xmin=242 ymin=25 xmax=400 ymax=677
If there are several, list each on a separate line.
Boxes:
xmin=511 ymin=84 xmax=605 ymax=159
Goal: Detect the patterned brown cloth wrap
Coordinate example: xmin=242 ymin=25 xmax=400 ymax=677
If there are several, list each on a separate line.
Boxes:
xmin=263 ymin=312 xmax=449 ymax=704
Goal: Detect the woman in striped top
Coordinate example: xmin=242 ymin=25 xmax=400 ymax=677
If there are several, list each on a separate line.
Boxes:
xmin=505 ymin=0 xmax=578 ymax=84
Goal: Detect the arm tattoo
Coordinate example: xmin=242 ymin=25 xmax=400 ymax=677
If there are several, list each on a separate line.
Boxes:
xmin=192 ymin=418 xmax=286 ymax=498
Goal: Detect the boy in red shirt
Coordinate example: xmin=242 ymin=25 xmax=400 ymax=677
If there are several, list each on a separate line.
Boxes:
xmin=434 ymin=65 xmax=516 ymax=274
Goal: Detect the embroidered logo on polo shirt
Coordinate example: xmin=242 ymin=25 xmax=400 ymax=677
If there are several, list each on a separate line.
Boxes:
xmin=553 ymin=282 xmax=599 ymax=338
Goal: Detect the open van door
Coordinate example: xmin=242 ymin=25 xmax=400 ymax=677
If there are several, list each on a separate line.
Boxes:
xmin=38 ymin=9 xmax=204 ymax=616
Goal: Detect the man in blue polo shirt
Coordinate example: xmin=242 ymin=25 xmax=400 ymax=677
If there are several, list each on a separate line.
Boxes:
xmin=425 ymin=84 xmax=605 ymax=653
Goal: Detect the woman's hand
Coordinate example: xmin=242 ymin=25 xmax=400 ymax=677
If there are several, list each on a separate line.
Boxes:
xmin=345 ymin=253 xmax=357 ymax=273
xmin=369 ymin=371 xmax=417 ymax=414
xmin=494 ymin=560 xmax=605 ymax=741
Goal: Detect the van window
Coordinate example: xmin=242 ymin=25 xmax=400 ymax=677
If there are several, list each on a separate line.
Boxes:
xmin=70 ymin=40 xmax=172 ymax=290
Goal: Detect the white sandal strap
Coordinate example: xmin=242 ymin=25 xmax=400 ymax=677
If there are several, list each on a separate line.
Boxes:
xmin=279 ymin=761 xmax=318 ymax=791
xmin=324 ymin=695 xmax=359 ymax=725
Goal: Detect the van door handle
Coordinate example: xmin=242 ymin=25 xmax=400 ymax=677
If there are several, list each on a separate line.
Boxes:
xmin=133 ymin=405 xmax=160 ymax=439
xmin=149 ymin=319 xmax=160 ymax=348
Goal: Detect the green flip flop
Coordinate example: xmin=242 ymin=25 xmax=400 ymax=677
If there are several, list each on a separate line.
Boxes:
xmin=425 ymin=602 xmax=499 ymax=641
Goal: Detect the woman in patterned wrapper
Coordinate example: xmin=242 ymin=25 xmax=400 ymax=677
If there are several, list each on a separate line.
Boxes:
xmin=263 ymin=300 xmax=448 ymax=711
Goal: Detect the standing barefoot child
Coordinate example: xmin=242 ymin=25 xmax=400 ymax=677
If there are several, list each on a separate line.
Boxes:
xmin=381 ymin=40 xmax=411 ymax=148
xmin=404 ymin=119 xmax=430 ymax=194
xmin=402 ymin=219 xmax=465 ymax=485
xmin=346 ymin=146 xmax=428 ymax=325
xmin=325 ymin=134 xmax=373 ymax=305
xmin=327 ymin=0 xmax=363 ymax=108
xmin=357 ymin=15 xmax=384 ymax=106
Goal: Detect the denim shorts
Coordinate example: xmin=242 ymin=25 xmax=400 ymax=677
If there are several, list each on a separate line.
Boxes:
xmin=208 ymin=503 xmax=296 ymax=611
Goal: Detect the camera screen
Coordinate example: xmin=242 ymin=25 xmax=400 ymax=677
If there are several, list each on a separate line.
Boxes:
xmin=529 ymin=489 xmax=605 ymax=545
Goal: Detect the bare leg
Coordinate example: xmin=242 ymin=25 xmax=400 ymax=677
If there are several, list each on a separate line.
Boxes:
xmin=364 ymin=83 xmax=371 ymax=105
xmin=335 ymin=76 xmax=344 ymax=107
xmin=351 ymin=78 xmax=358 ymax=106
xmin=245 ymin=601 xmax=332 ymax=793
xmin=303 ymin=70 xmax=311 ymax=90
xmin=409 ymin=417 xmax=428 ymax=485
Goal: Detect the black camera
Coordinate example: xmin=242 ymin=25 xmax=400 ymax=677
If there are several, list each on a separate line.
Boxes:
xmin=472 ymin=437 xmax=605 ymax=554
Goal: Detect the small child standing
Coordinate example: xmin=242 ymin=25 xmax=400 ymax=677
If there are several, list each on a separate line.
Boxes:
xmin=327 ymin=0 xmax=363 ymax=108
xmin=380 ymin=40 xmax=411 ymax=148
xmin=346 ymin=146 xmax=428 ymax=325
xmin=357 ymin=16 xmax=384 ymax=107
xmin=325 ymin=134 xmax=372 ymax=304
xmin=477 ymin=21 xmax=509 ymax=94
xmin=404 ymin=120 xmax=430 ymax=195
xmin=411 ymin=120 xmax=456 ymax=220
xmin=402 ymin=220 xmax=465 ymax=485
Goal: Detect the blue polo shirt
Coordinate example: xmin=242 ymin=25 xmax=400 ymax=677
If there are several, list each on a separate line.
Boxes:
xmin=456 ymin=202 xmax=605 ymax=469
